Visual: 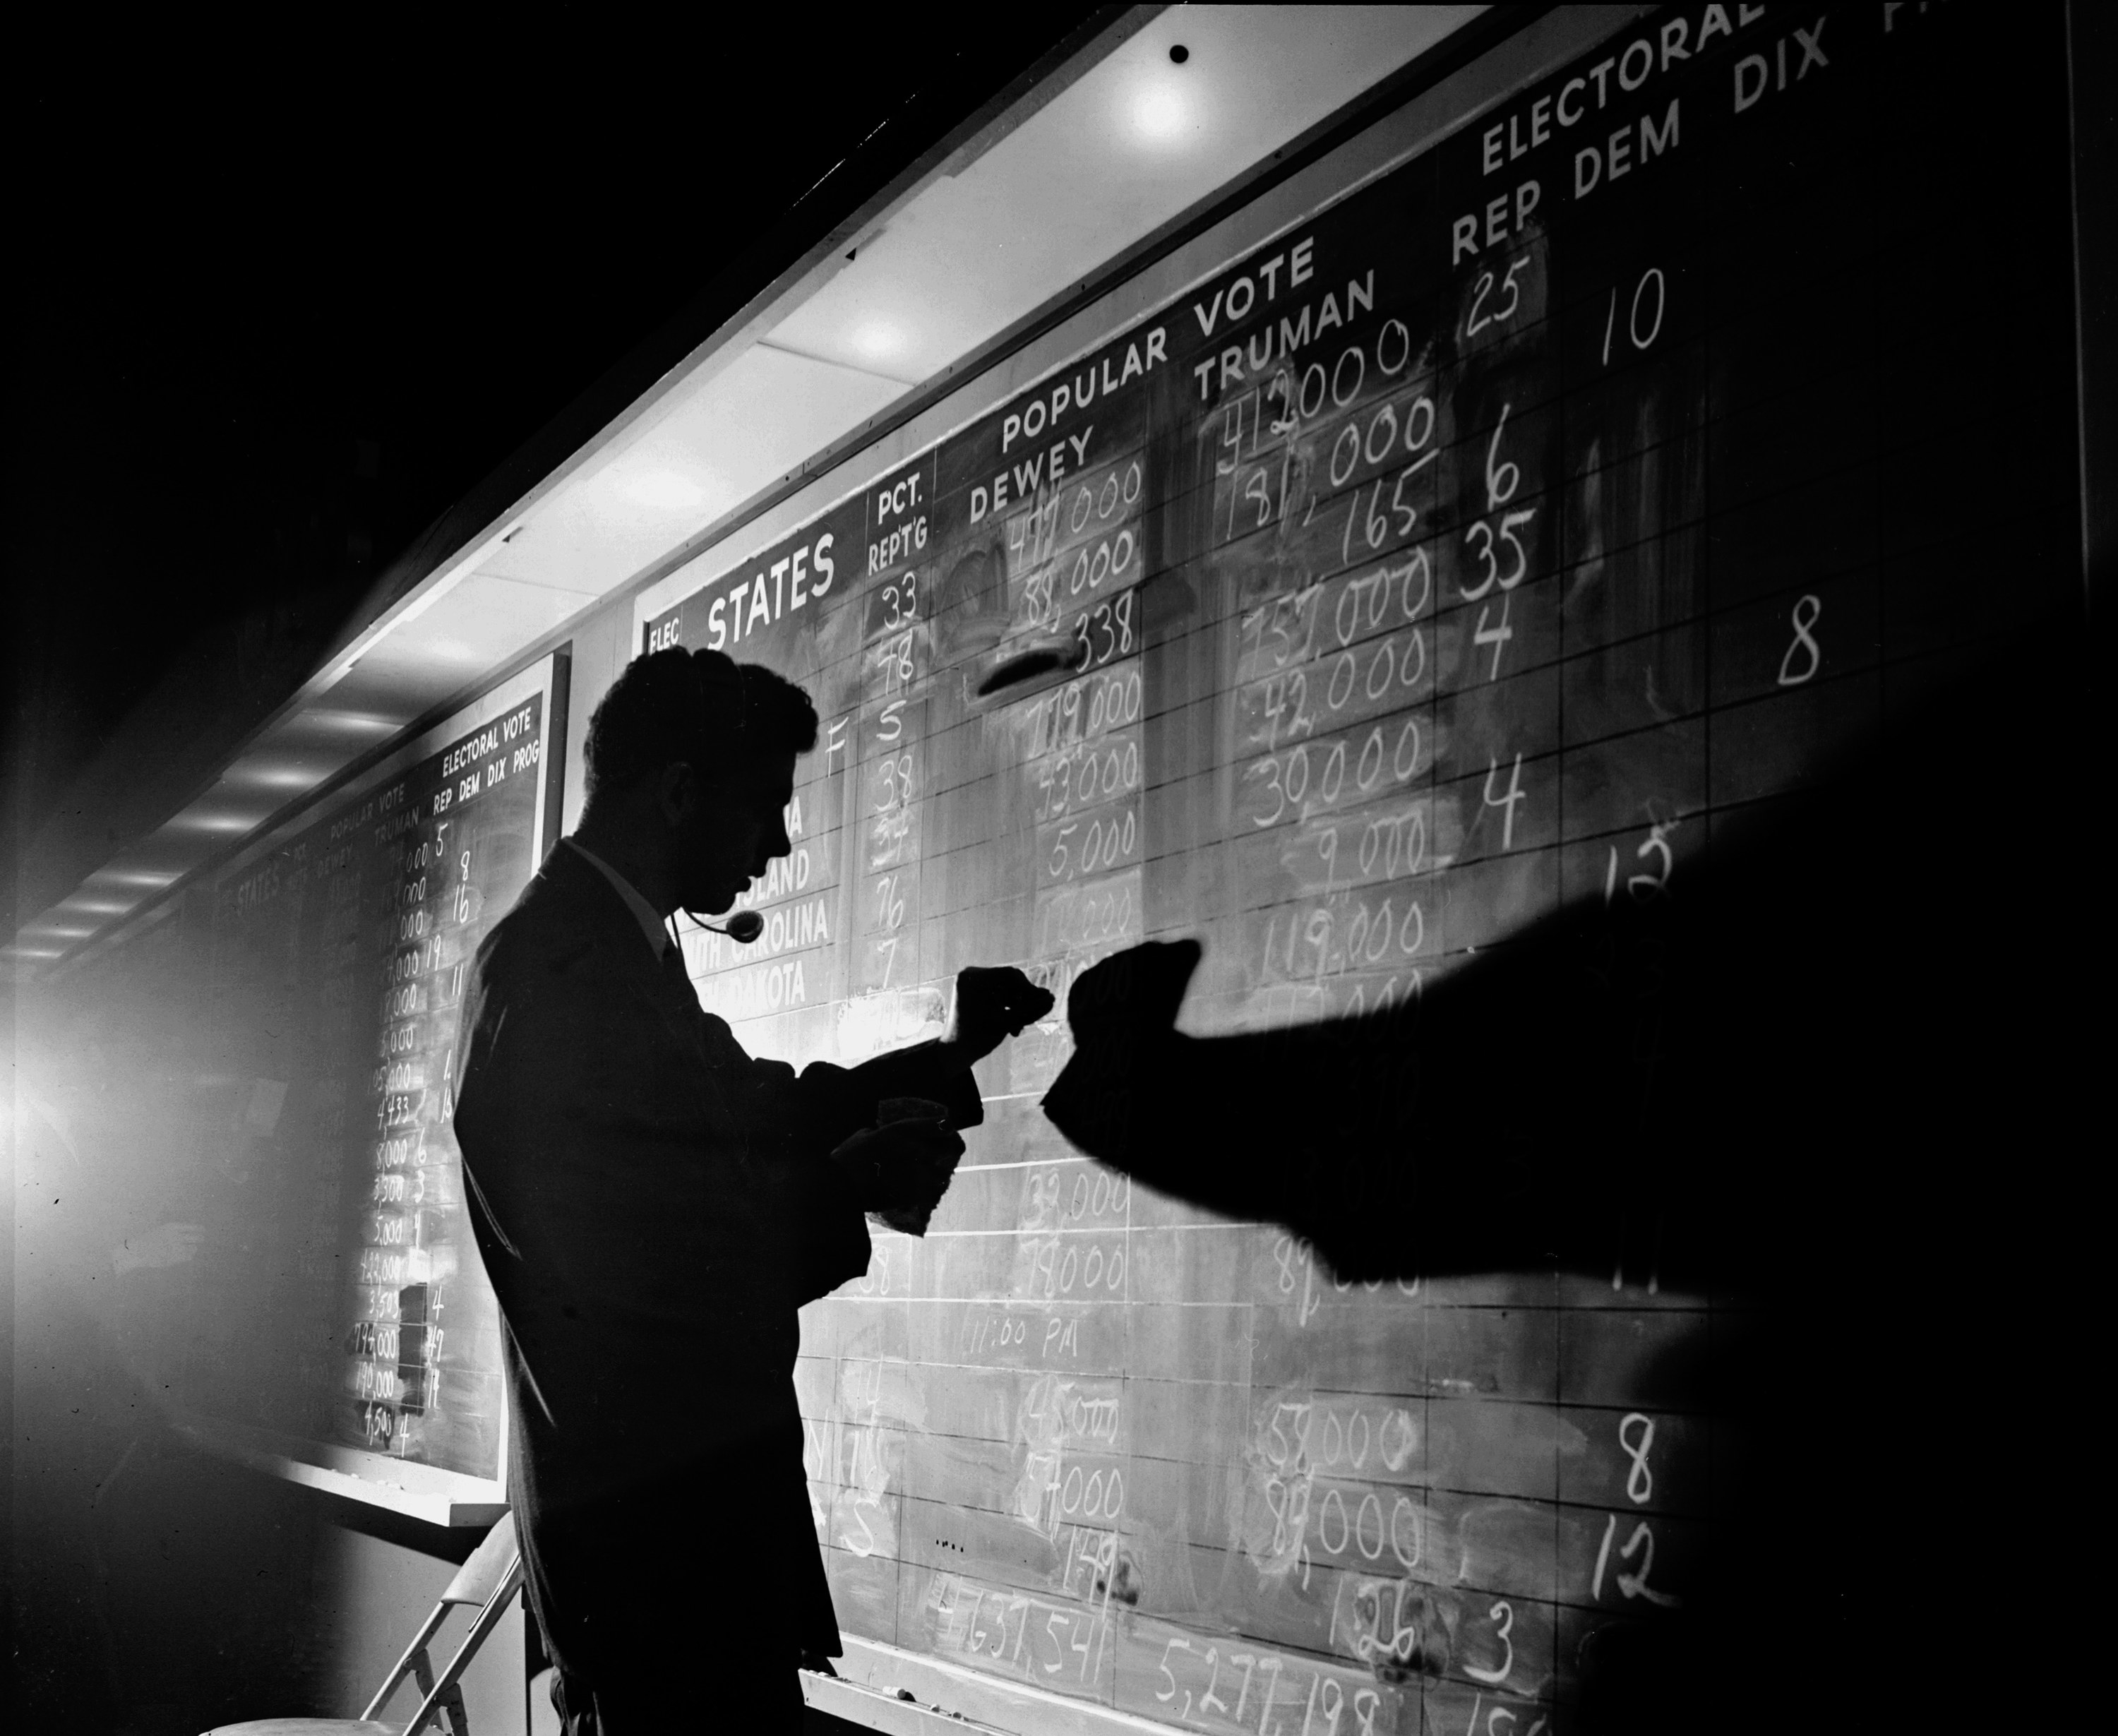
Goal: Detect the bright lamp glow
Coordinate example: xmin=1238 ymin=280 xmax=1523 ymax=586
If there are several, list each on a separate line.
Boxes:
xmin=1132 ymin=78 xmax=1191 ymax=141
xmin=619 ymin=469 xmax=708 ymax=513
xmin=851 ymin=321 xmax=907 ymax=363
xmin=230 ymin=762 xmax=319 ymax=790
xmin=304 ymin=709 xmax=397 ymax=735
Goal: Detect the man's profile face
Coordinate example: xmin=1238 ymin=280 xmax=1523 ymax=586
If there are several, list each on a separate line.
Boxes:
xmin=674 ymin=749 xmax=797 ymax=915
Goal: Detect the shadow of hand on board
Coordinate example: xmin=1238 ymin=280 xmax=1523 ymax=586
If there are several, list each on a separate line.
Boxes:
xmin=1039 ymin=635 xmax=2096 ymax=1732
xmin=1045 ymin=635 xmax=2094 ymax=1289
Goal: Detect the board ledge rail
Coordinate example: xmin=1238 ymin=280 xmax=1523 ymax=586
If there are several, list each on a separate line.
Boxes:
xmin=809 ymin=1636 xmax=1196 ymax=1736
xmin=174 ymin=1411 xmax=508 ymax=1526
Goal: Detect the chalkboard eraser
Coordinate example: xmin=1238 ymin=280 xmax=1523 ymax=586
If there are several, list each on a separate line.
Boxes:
xmin=976 ymin=645 xmax=1079 ymax=696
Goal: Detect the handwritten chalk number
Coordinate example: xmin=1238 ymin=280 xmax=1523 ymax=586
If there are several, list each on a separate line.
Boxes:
xmin=1464 ymin=1600 xmax=1515 ymax=1685
xmin=1475 ymin=594 xmax=1514 ymax=681
xmin=1482 ymin=754 xmax=1527 ymax=850
xmin=1603 ymin=267 xmax=1669 ymax=364
xmin=1778 ymin=592 xmax=1824 ymax=686
xmin=1593 ymin=1512 xmax=1682 ymax=1607
xmin=1620 ymin=1412 xmax=1656 ymax=1504
xmin=1467 ymin=256 xmax=1531 ymax=336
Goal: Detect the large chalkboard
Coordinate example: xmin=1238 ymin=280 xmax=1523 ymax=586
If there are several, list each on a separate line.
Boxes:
xmin=638 ymin=7 xmax=2080 ymax=1729
xmin=168 ymin=654 xmax=566 ymax=1514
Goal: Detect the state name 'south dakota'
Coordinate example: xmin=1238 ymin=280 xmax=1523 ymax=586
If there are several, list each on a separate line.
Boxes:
xmin=695 ymin=956 xmax=810 ymax=1019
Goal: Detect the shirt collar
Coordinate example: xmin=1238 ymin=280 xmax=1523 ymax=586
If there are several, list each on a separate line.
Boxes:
xmin=566 ymin=837 xmax=671 ymax=961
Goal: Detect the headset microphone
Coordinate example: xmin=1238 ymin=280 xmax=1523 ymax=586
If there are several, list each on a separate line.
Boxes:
xmin=698 ymin=910 xmax=764 ymax=943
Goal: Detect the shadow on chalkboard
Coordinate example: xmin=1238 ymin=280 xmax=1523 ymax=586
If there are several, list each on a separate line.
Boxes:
xmin=1046 ymin=632 xmax=2093 ymax=1289
xmin=974 ymin=640 xmax=1082 ymax=698
xmin=1042 ymin=629 xmax=2096 ymax=1731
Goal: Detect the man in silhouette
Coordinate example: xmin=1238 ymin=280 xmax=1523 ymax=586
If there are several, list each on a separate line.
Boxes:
xmin=454 ymin=647 xmax=1050 ymax=1734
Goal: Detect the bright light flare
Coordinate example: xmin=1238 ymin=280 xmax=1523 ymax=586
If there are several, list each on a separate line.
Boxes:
xmin=301 ymin=710 xmax=400 ymax=736
xmin=172 ymin=810 xmax=258 ymax=834
xmin=851 ymin=321 xmax=907 ymax=364
xmin=1131 ymin=78 xmax=1192 ymax=142
xmin=229 ymin=762 xmax=320 ymax=791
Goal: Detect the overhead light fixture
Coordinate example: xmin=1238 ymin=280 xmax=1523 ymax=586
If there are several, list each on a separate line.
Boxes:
xmin=99 ymin=869 xmax=179 ymax=887
xmin=619 ymin=469 xmax=709 ymax=513
xmin=229 ymin=762 xmax=320 ymax=791
xmin=1130 ymin=43 xmax=1196 ymax=145
xmin=1136 ymin=83 xmax=1187 ymax=139
xmin=69 ymin=900 xmax=131 ymax=915
xmin=304 ymin=709 xmax=398 ymax=736
xmin=850 ymin=321 xmax=908 ymax=364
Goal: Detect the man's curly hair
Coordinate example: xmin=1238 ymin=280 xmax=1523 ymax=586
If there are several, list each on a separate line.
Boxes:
xmin=582 ymin=648 xmax=818 ymax=799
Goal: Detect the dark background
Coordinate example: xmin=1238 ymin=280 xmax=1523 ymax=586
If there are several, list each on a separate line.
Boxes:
xmin=4 ymin=11 xmax=1107 ymax=940
xmin=4 ymin=16 xmax=1105 ymax=1728
xmin=6 ymin=9 xmax=2110 ymax=1732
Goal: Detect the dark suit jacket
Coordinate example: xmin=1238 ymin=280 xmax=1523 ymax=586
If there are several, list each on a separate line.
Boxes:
xmin=453 ymin=840 xmax=979 ymax=1676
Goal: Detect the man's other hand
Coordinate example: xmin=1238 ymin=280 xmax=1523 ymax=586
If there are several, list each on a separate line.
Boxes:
xmin=949 ymin=966 xmax=1055 ymax=1060
xmin=832 ymin=1114 xmax=965 ymax=1231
